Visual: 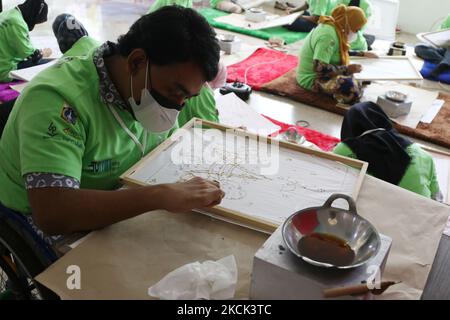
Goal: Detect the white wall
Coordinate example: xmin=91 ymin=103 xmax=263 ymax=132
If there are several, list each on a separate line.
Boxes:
xmin=398 ymin=0 xmax=450 ymax=34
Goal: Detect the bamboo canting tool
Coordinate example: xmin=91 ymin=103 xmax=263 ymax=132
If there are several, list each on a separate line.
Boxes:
xmin=323 ymin=281 xmax=401 ymax=298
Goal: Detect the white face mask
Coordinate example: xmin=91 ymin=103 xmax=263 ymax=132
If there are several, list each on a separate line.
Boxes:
xmin=348 ymin=31 xmax=358 ymax=43
xmin=128 ymin=61 xmax=180 ymax=133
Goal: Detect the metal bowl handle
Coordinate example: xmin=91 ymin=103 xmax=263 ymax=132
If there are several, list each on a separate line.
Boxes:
xmin=323 ymin=193 xmax=357 ymax=215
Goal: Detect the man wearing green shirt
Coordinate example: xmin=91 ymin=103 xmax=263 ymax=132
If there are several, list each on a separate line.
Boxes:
xmin=415 ymin=12 xmax=450 ymax=78
xmin=52 ymin=13 xmax=219 ymax=130
xmin=0 ymin=7 xmax=224 ymax=236
xmin=333 ymin=102 xmax=441 ymax=200
xmin=0 ymin=0 xmax=51 ymax=82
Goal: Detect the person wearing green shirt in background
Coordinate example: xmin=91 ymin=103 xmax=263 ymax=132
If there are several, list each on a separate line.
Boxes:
xmin=0 ymin=0 xmax=52 ymax=82
xmin=415 ymin=13 xmax=450 ymax=78
xmin=0 ymin=13 xmax=99 ymax=136
xmin=276 ymin=0 xmax=336 ymax=32
xmin=296 ymin=5 xmax=377 ymax=104
xmin=336 ymin=0 xmax=373 ymax=51
xmin=333 ymin=102 xmax=441 ymax=201
xmin=0 ymin=7 xmax=224 ymax=239
xmin=52 ymin=13 xmax=97 ymax=56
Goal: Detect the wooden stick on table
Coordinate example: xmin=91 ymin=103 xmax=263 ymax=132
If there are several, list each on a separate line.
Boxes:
xmin=323 ymin=281 xmax=401 ymax=298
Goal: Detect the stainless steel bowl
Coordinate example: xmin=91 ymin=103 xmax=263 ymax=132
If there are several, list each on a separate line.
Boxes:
xmin=218 ymin=34 xmax=236 ymax=42
xmin=282 ymin=194 xmax=381 ymax=269
xmin=386 ymin=90 xmax=408 ymax=103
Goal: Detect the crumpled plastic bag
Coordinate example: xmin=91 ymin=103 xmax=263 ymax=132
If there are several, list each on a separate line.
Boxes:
xmin=148 ymin=255 xmax=238 ymax=300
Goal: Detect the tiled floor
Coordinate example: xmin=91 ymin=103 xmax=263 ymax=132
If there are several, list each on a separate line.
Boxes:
xmin=3 ymin=0 xmax=450 ymax=151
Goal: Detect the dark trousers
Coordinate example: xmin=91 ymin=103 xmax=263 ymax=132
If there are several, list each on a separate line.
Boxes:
xmin=415 ymin=45 xmax=450 ymax=64
xmin=16 ymin=58 xmax=53 ymax=70
xmin=415 ymin=44 xmax=450 ymax=74
xmin=284 ymin=11 xmax=317 ymax=33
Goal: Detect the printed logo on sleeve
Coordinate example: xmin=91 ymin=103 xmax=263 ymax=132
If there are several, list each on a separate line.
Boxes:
xmin=61 ymin=105 xmax=77 ymax=125
xmin=44 ymin=121 xmax=58 ymax=138
xmin=87 ymin=159 xmax=120 ymax=174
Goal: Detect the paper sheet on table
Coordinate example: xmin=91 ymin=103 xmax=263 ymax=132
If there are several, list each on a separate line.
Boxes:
xmin=216 ymin=93 xmax=280 ymax=135
xmin=417 ymin=29 xmax=450 ymax=49
xmin=361 ymin=83 xmax=438 ymax=128
xmin=355 ymin=177 xmax=449 ymax=299
xmin=433 ymin=157 xmax=450 ymax=203
xmin=214 ymin=12 xmax=301 ymax=30
xmin=9 ymin=60 xmax=57 ymax=82
xmin=351 ymin=57 xmax=422 ymax=81
xmin=9 ymin=82 xmax=29 ymax=94
xmin=417 ymin=146 xmax=450 ymax=235
xmin=422 ymin=146 xmax=450 ymax=204
xmin=35 ymin=175 xmax=450 ymax=300
xmin=36 ymin=211 xmax=268 ymax=300
xmin=421 ymin=99 xmax=445 ymax=124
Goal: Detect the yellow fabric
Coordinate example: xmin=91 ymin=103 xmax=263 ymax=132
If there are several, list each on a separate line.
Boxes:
xmin=319 ymin=4 xmax=367 ymax=65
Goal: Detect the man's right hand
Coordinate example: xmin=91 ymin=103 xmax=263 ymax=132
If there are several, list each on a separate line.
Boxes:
xmin=159 ymin=177 xmax=225 ymax=213
xmin=347 ymin=64 xmax=362 ymax=74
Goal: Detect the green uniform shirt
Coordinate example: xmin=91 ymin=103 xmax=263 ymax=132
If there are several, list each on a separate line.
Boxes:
xmin=308 ymin=0 xmax=338 ymax=16
xmin=333 ymin=142 xmax=440 ymax=199
xmin=63 ymin=36 xmax=101 ymax=57
xmin=297 ymin=23 xmax=341 ymax=90
xmin=336 ymin=0 xmax=372 ymax=51
xmin=148 ymin=0 xmax=192 ymax=13
xmin=0 ymin=47 xmax=172 ymax=214
xmin=0 ymin=8 xmax=36 ymax=82
xmin=441 ymin=14 xmax=450 ymax=30
xmin=177 ymin=85 xmax=218 ymax=127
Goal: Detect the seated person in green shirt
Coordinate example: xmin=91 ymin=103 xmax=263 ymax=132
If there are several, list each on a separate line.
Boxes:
xmin=336 ymin=0 xmax=374 ymax=51
xmin=333 ymin=102 xmax=441 ymax=201
xmin=415 ymin=13 xmax=450 ymax=78
xmin=0 ymin=13 xmax=94 ymax=136
xmin=0 ymin=0 xmax=52 ymax=82
xmin=279 ymin=0 xmax=337 ymax=33
xmin=0 ymin=7 xmax=224 ymax=237
xmin=297 ymin=5 xmax=377 ymax=104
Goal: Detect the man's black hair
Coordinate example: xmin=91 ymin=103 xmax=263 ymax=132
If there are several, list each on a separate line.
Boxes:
xmin=117 ymin=6 xmax=220 ymax=82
